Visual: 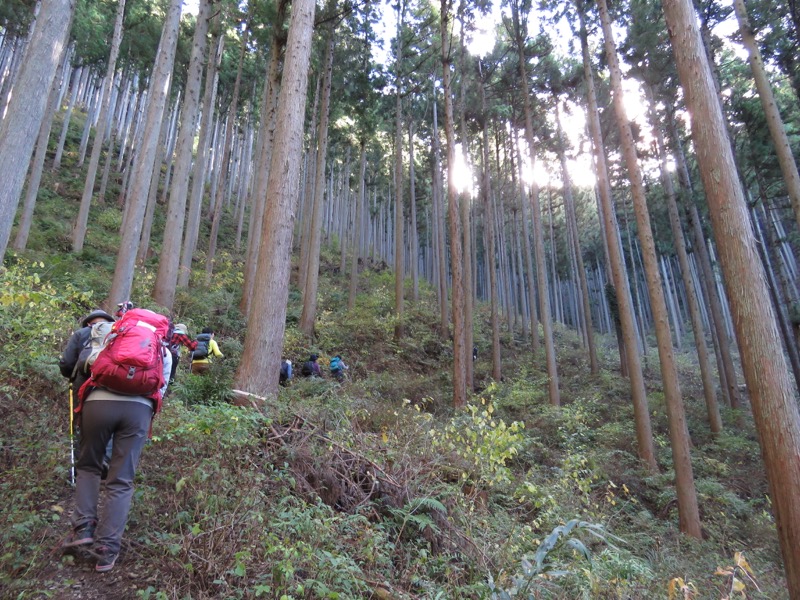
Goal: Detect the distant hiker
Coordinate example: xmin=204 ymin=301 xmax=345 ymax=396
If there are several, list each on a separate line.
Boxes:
xmin=280 ymin=359 xmax=292 ymax=386
xmin=115 ymin=300 xmax=134 ymax=319
xmin=167 ymin=323 xmax=196 ymax=384
xmin=300 ymin=354 xmax=322 ymax=378
xmin=191 ymin=327 xmax=223 ymax=375
xmin=473 ymin=345 xmax=478 ymax=362
xmin=329 ymin=354 xmax=348 ymax=382
xmin=63 ymin=308 xmax=171 ymax=573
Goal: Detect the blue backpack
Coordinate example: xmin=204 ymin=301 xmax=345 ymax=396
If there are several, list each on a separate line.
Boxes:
xmin=330 ymin=356 xmax=342 ymax=373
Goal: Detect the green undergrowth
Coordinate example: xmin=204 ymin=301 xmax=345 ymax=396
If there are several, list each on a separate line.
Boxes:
xmin=0 ymin=250 xmax=788 ymax=599
xmin=0 ymin=128 xmax=790 ymax=597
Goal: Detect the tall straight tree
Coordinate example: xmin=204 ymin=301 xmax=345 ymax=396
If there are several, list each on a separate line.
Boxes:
xmin=432 ymin=79 xmax=450 ymax=337
xmin=597 ymin=0 xmax=700 ymax=537
xmin=667 ymin=108 xmax=742 ymax=409
xmin=662 ymin=0 xmax=800 ymax=592
xmin=732 ymin=0 xmax=800 ymax=232
xmin=409 ymin=122 xmax=419 ymax=302
xmin=392 ymin=1 xmax=406 ymax=340
xmin=72 ymin=0 xmax=126 ymax=254
xmin=236 ymin=0 xmax=316 ymax=396
xmin=12 ymin=55 xmax=65 ymax=250
xmin=0 ymin=0 xmax=74 ymax=259
xmin=179 ymin=22 xmax=223 ymax=289
xmin=241 ymin=0 xmax=290 ymax=316
xmin=644 ymin=84 xmax=722 ymax=434
xmin=152 ymin=0 xmax=212 ymax=310
xmin=207 ymin=23 xmax=249 ymax=282
xmin=108 ymin=0 xmax=182 ymax=306
xmin=479 ymin=64 xmax=501 ymax=381
xmin=555 ymin=101 xmax=598 ymax=375
xmin=348 ymin=141 xmax=367 ymax=309
xmin=508 ymin=0 xmax=559 ymax=405
xmin=440 ymin=0 xmax=468 ymax=408
xmin=456 ymin=37 xmax=474 ymax=389
xmin=512 ymin=124 xmax=539 ymax=353
xmin=579 ymin=0 xmax=657 ymax=474
xmin=299 ymin=17 xmax=336 ymax=337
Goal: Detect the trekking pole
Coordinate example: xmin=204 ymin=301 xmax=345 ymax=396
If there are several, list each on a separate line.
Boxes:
xmin=68 ymin=383 xmax=76 ymax=487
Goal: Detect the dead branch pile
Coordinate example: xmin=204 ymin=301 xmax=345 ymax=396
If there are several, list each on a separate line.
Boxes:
xmin=261 ymin=415 xmax=487 ymax=565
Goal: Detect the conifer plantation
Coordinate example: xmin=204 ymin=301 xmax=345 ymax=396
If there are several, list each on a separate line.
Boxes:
xmin=1 ymin=0 xmax=800 ymax=596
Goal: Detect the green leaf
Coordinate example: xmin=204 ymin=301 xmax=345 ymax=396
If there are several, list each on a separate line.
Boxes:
xmin=565 ymin=538 xmax=592 ymax=563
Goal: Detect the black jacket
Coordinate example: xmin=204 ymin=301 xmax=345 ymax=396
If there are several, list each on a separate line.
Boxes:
xmin=59 ymin=326 xmax=92 ymax=389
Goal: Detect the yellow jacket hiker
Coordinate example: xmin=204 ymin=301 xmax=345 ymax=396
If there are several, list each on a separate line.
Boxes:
xmin=191 ymin=327 xmax=223 ymax=375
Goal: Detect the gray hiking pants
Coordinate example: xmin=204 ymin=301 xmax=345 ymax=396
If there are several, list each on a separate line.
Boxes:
xmin=72 ymin=398 xmax=152 ymax=555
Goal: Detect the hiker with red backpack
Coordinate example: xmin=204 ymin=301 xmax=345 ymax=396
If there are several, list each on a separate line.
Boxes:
xmin=63 ymin=307 xmax=171 ymax=573
xmin=59 ymin=309 xmax=117 ymax=484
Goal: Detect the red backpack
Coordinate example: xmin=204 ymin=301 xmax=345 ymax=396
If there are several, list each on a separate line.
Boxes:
xmin=79 ymin=308 xmax=170 ymax=413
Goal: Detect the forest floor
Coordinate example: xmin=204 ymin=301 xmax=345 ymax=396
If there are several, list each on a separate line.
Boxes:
xmin=1 ymin=264 xmax=789 ymax=598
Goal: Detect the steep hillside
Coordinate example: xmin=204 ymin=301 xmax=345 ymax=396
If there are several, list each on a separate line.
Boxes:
xmin=0 ymin=114 xmax=789 ymax=598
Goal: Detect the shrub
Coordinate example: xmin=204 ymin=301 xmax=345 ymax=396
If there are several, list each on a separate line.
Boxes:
xmin=0 ymin=256 xmax=93 ymax=377
xmin=172 ymin=362 xmax=234 ymax=407
xmin=97 ymin=207 xmax=124 ymax=231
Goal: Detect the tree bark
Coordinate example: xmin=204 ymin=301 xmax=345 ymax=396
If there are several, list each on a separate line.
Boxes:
xmin=236 ymin=0 xmax=315 ymax=397
xmin=178 ymin=24 xmax=223 ymax=289
xmin=0 ymin=0 xmax=74 ymax=258
xmin=440 ymin=0 xmax=468 ymax=408
xmin=241 ymin=0 xmax=289 ymax=315
xmin=664 ymin=0 xmax=800 ymax=590
xmin=152 ymin=0 xmax=212 ymax=309
xmin=646 ymin=84 xmax=722 ymax=434
xmin=108 ymin=0 xmax=182 ymax=306
xmin=598 ymin=0 xmax=701 ymax=537
xmin=299 ymin=29 xmax=335 ymax=337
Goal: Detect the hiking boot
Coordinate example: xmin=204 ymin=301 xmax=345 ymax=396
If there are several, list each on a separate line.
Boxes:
xmin=63 ymin=522 xmax=95 ymax=548
xmin=94 ymin=546 xmax=118 ymax=572
xmin=100 ymin=460 xmax=109 ymax=481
